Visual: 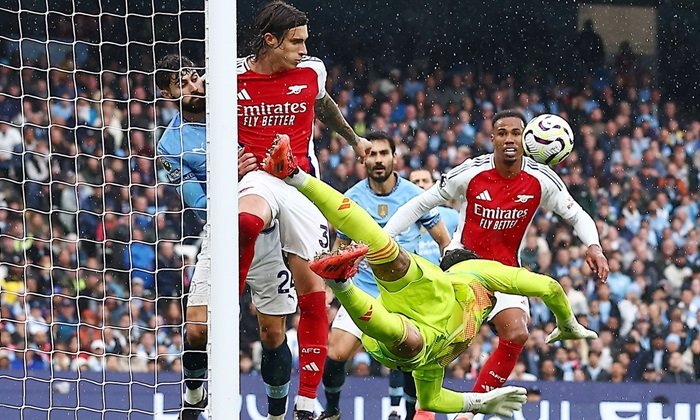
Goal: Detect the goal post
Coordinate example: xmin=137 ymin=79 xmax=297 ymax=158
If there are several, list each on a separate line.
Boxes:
xmin=205 ymin=0 xmax=240 ymax=417
xmin=0 ymin=0 xmax=239 ymax=417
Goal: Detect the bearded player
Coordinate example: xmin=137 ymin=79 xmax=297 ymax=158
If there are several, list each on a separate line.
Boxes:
xmin=237 ymin=2 xmax=371 ymax=418
xmin=385 ymin=109 xmax=609 ymax=418
xmin=260 ymin=134 xmax=597 ymax=416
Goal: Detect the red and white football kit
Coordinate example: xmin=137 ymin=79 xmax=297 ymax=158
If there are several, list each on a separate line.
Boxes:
xmin=385 ymin=153 xmax=601 ymax=405
xmin=237 ymin=56 xmax=330 ymax=400
xmin=385 ymin=154 xmax=600 ymax=319
xmin=237 ymin=55 xmax=328 ymax=260
xmin=238 ymin=55 xmax=324 ymax=176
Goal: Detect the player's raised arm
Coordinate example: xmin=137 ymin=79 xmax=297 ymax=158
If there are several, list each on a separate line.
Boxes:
xmin=314 ymin=93 xmax=371 ymax=159
xmin=537 ymin=164 xmax=609 ymax=281
xmin=385 ymin=158 xmax=474 ymax=238
xmin=443 ymin=253 xmax=597 ymax=344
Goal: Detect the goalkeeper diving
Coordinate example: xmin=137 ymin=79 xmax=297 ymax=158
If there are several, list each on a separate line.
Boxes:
xmin=261 ymin=134 xmax=598 ymax=416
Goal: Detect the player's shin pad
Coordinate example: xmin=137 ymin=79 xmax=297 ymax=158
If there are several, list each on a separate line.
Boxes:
xmin=333 ymin=283 xmax=406 ymax=346
xmin=296 ymin=175 xmax=399 ymax=265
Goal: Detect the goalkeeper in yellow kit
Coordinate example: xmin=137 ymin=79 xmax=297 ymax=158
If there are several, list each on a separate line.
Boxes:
xmin=261 ymin=135 xmax=597 ymax=416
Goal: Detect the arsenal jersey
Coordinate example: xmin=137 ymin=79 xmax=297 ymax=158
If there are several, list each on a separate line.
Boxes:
xmin=237 ymin=55 xmax=327 ymax=175
xmin=438 ymin=155 xmax=581 ymax=267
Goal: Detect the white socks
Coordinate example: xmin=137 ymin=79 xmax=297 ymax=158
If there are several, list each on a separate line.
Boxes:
xmin=286 ymin=169 xmax=308 ymax=187
xmin=184 ymin=385 xmax=204 ymax=404
xmin=296 ymin=395 xmax=315 ymax=412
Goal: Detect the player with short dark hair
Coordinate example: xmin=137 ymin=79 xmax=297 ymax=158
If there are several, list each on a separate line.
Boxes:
xmin=385 ymin=109 xmax=609 ymax=419
xmin=260 ymin=134 xmax=597 ymax=415
xmin=237 ymin=2 xmax=371 ymax=418
xmin=318 ymin=133 xmax=450 ymax=420
xmin=156 ymin=54 xmax=296 ymax=420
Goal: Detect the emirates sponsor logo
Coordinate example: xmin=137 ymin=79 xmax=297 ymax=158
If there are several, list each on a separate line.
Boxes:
xmin=238 ymin=101 xmax=308 ymax=127
xmin=474 ymin=202 xmax=529 ymax=230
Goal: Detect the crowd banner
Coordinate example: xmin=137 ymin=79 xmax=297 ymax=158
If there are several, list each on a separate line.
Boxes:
xmin=1 ymin=371 xmax=699 ymax=419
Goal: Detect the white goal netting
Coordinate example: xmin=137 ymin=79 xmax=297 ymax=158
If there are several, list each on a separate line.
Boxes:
xmin=0 ymin=0 xmax=206 ymax=418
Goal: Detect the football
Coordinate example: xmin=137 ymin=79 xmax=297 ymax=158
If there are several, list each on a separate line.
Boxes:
xmin=522 ymin=114 xmax=574 ymax=165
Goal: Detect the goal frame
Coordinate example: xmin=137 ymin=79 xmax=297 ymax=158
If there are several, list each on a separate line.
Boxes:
xmin=205 ymin=0 xmax=240 ymax=417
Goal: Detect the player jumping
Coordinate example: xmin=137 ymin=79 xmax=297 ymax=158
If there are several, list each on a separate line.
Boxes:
xmin=318 ymin=133 xmax=450 ymax=420
xmin=260 ymin=134 xmax=597 ymax=415
xmin=385 ymin=109 xmax=609 ymax=419
xmin=237 ymin=2 xmax=371 ymax=418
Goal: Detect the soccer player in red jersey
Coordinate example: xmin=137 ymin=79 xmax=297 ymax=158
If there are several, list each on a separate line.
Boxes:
xmin=237 ymin=2 xmax=371 ymax=419
xmin=385 ymin=110 xmax=609 ymax=419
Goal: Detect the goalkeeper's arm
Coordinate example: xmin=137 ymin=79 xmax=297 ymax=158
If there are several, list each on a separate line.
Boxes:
xmin=413 ymin=367 xmax=526 ymax=415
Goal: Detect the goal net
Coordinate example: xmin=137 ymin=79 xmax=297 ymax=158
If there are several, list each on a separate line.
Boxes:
xmin=0 ymin=0 xmax=210 ymax=417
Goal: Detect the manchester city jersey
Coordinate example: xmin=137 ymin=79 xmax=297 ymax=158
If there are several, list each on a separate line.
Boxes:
xmin=157 ymin=113 xmax=207 ymax=220
xmin=338 ymin=174 xmax=441 ymax=297
xmin=417 ymin=206 xmax=459 ymax=265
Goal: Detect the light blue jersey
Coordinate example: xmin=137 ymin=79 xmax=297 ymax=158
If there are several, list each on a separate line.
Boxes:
xmin=157 ymin=113 xmax=207 ymax=220
xmin=337 ymin=174 xmax=441 ymax=297
xmin=417 ymin=206 xmax=459 ymax=265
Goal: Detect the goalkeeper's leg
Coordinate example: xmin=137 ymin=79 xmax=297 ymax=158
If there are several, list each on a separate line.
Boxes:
xmin=315 ymin=245 xmax=425 ymax=361
xmin=262 ymin=135 xmax=425 ymax=359
xmin=262 ymin=134 xmax=410 ymax=280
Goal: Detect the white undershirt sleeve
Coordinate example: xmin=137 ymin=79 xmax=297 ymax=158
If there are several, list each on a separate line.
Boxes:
xmin=565 ymin=209 xmax=601 ymax=248
xmin=384 ymin=184 xmax=447 ymax=238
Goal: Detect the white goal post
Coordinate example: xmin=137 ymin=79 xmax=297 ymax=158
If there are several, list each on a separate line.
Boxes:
xmin=0 ymin=0 xmax=238 ymax=417
xmin=206 ymin=0 xmax=239 ymax=417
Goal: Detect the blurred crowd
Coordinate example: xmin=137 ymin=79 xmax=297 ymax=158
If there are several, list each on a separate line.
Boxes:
xmin=1 ymin=39 xmax=699 ymax=386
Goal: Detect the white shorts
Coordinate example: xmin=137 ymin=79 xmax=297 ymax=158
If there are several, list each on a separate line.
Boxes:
xmin=331 ymin=305 xmax=362 ymax=340
xmin=486 ymin=292 xmax=530 ymax=322
xmin=188 ymin=224 xmax=297 ymax=316
xmin=239 ymin=170 xmax=329 ymax=260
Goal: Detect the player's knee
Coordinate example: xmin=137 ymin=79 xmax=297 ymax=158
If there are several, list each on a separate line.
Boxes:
xmin=391 ymin=323 xmax=423 ymax=359
xmin=186 ymin=323 xmax=208 ymax=348
xmin=326 ymin=345 xmax=352 ymax=362
xmin=239 ymin=212 xmax=265 ymax=243
xmin=289 ymin=256 xmax=324 ymax=294
xmin=500 ymin=328 xmax=529 ymax=346
xmin=259 ymin=325 xmax=286 ymax=349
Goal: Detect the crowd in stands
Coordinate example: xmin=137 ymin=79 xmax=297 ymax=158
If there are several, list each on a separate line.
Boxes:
xmin=1 ymin=40 xmax=699 ymax=386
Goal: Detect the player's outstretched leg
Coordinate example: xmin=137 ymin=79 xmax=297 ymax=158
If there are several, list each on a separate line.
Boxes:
xmin=310 ymin=245 xmax=407 ymax=344
xmin=262 ymin=135 xmax=399 ymax=267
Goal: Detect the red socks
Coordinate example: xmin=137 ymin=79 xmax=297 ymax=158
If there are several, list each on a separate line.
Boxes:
xmin=471 ymin=338 xmax=524 ymax=393
xmin=238 ymin=212 xmax=265 ymax=297
xmin=297 ymin=291 xmax=328 ymax=399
